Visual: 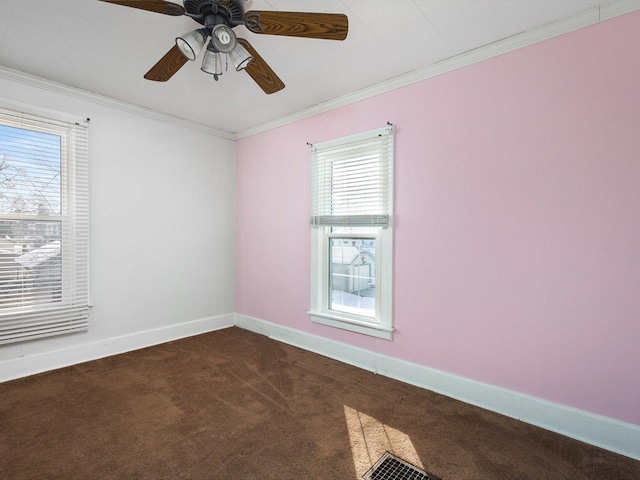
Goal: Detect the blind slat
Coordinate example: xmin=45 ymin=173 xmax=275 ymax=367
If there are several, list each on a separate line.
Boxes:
xmin=310 ymin=214 xmax=389 ymax=227
xmin=0 ymin=314 xmax=89 ymax=334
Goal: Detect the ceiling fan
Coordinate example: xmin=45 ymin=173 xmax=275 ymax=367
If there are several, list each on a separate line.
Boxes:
xmin=99 ymin=0 xmax=349 ymax=94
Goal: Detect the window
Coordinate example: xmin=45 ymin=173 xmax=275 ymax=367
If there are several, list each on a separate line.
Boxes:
xmin=309 ymin=125 xmax=394 ymax=339
xmin=0 ymin=106 xmax=89 ymax=345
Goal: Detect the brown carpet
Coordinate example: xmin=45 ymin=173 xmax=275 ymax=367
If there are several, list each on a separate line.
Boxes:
xmin=1 ymin=327 xmax=638 ymax=480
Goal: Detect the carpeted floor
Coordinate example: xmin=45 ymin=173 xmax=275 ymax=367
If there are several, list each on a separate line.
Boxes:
xmin=1 ymin=327 xmax=639 ymax=479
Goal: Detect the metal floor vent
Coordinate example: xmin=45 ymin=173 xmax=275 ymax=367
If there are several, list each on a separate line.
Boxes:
xmin=362 ymin=452 xmax=441 ymax=480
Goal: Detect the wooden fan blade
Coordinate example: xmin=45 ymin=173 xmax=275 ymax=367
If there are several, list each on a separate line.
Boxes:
xmin=99 ymin=0 xmax=185 ymax=16
xmin=244 ymin=11 xmax=348 ymax=40
xmin=144 ymin=45 xmax=189 ymax=82
xmin=238 ymin=39 xmax=285 ymax=94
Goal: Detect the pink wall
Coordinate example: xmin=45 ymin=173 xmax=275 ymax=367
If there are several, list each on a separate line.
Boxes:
xmin=236 ymin=12 xmax=640 ymax=425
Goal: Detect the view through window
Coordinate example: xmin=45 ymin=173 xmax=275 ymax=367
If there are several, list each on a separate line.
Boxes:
xmin=329 ymin=228 xmax=377 ymax=318
xmin=0 ymin=124 xmax=63 ymax=309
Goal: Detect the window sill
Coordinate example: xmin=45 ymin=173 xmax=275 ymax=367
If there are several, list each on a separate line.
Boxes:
xmin=308 ymin=311 xmax=393 ymax=340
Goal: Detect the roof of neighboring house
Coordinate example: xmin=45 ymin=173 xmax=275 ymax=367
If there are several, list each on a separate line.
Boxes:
xmin=0 ymin=237 xmax=17 ymax=256
xmin=14 ymin=241 xmax=61 ymax=269
xmin=331 ymin=246 xmax=366 ymax=265
xmin=331 ymin=246 xmax=359 ymax=265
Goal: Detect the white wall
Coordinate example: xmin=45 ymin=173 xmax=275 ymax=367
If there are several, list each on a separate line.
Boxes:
xmin=0 ymin=72 xmax=236 ymax=378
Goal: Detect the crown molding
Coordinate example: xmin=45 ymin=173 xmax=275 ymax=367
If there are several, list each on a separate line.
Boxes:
xmin=234 ymin=0 xmax=640 ymax=140
xmin=0 ymin=65 xmax=235 ymax=140
xmin=601 ymin=0 xmax=640 ymax=20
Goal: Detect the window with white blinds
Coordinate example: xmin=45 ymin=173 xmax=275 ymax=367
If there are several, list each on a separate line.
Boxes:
xmin=0 ymin=106 xmax=89 ymax=345
xmin=310 ymin=125 xmax=393 ymax=228
xmin=309 ymin=125 xmax=394 ymax=340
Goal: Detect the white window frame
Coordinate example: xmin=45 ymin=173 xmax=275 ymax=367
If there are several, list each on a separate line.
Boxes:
xmin=0 ymin=104 xmax=90 ymax=345
xmin=308 ymin=126 xmax=394 ymax=340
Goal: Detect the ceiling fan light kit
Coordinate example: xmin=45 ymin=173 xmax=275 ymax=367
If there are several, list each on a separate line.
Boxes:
xmin=211 ymin=24 xmax=236 ymax=53
xmin=201 ymin=48 xmax=223 ymax=77
xmin=99 ymin=0 xmax=348 ymax=94
xmin=176 ymin=28 xmax=207 ymax=60
xmin=229 ymin=43 xmax=253 ymax=72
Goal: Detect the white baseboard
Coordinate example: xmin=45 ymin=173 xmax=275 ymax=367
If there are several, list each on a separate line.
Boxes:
xmin=0 ymin=313 xmax=234 ymax=383
xmin=234 ymin=313 xmax=640 ymax=461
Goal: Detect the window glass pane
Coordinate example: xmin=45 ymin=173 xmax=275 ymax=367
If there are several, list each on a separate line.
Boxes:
xmin=0 ymin=124 xmax=62 ymax=216
xmin=329 ymin=237 xmax=376 ymax=318
xmin=0 ymin=219 xmax=62 ymax=308
xmin=0 ymin=124 xmax=63 ymax=310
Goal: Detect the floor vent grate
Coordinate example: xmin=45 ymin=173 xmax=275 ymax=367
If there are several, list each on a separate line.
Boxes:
xmin=362 ymin=452 xmax=441 ymax=480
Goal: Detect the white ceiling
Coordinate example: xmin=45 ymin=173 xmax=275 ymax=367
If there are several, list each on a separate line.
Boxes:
xmin=0 ymin=0 xmax=616 ymax=135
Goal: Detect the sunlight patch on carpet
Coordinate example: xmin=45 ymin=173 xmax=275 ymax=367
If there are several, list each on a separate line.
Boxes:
xmin=344 ymin=405 xmax=424 ymax=478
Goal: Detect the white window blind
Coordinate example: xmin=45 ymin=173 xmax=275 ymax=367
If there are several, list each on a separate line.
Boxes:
xmin=0 ymin=106 xmax=89 ymax=345
xmin=310 ymin=125 xmax=393 ymax=228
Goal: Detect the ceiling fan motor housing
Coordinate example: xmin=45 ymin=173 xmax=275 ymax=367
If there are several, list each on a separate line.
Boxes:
xmin=184 ymin=0 xmax=247 ymax=28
